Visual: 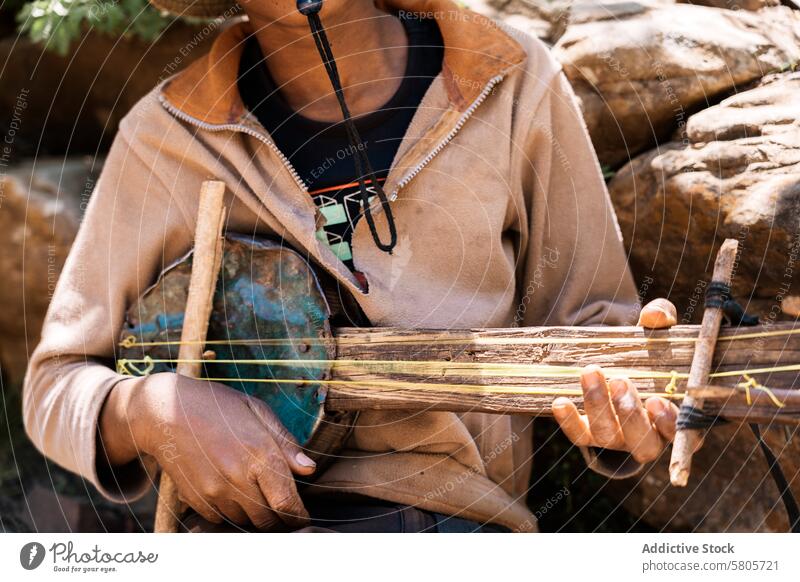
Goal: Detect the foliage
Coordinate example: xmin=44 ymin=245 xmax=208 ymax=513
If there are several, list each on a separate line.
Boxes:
xmin=15 ymin=0 xmax=171 ymax=55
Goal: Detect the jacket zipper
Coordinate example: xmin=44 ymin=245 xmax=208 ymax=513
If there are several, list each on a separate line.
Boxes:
xmin=390 ymin=73 xmax=506 ymax=200
xmin=158 ymin=92 xmax=369 ymax=290
xmin=159 ymin=73 xmax=507 ymax=205
xmin=157 ymin=93 xmax=309 ymax=194
xmin=157 ymin=73 xmax=507 ymax=290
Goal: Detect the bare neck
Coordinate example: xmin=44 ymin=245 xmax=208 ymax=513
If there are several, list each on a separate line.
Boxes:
xmin=246 ymin=5 xmax=408 ymax=122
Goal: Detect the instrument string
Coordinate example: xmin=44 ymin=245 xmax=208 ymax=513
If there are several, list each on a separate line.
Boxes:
xmin=114 ymin=355 xmax=800 ymax=407
xmin=114 ymin=356 xmax=800 ymax=380
xmin=118 ymin=325 xmax=800 ymax=349
xmin=116 ymin=326 xmax=800 ymax=408
xmin=118 ymin=357 xmax=692 ymax=377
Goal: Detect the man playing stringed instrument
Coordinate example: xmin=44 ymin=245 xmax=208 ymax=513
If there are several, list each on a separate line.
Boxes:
xmin=24 ymin=0 xmax=682 ymax=532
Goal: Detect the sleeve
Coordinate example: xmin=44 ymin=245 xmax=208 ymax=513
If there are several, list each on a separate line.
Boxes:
xmin=516 ymin=68 xmax=644 ymax=479
xmin=22 ymin=128 xmax=194 ymax=502
xmin=517 ymin=69 xmax=640 ymax=328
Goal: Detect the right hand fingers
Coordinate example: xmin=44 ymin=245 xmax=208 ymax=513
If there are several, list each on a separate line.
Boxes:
xmin=609 ymin=377 xmax=664 ymax=463
xmin=580 ymin=365 xmax=625 ymax=449
xmin=645 ymin=396 xmax=680 ymax=441
xmin=246 ymin=397 xmax=317 ymax=476
xmin=552 ymin=397 xmax=593 ymax=446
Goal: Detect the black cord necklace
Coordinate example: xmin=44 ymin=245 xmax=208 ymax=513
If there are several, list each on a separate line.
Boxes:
xmin=296 ymin=0 xmax=398 ymax=254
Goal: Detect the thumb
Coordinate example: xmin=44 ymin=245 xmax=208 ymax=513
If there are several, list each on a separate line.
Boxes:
xmin=245 ymin=397 xmax=317 ymax=476
xmin=638 ymin=298 xmax=678 ymax=329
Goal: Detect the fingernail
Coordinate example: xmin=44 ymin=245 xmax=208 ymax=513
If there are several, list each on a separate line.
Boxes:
xmin=295 ymin=452 xmax=316 ymax=468
xmin=582 ymin=366 xmax=603 ymax=388
xmin=609 ymin=378 xmax=628 ymax=398
xmin=552 ymin=403 xmax=568 ymax=415
xmin=649 ymin=398 xmax=667 ymax=416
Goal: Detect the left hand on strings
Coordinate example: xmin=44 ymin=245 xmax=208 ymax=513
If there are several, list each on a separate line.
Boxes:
xmin=551 ymin=298 xmax=681 ymax=463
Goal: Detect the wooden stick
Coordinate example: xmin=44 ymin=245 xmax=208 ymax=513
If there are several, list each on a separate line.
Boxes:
xmin=153 ymin=181 xmax=226 ymax=533
xmin=669 ymin=239 xmax=739 ymax=487
xmin=324 ymin=381 xmax=800 ymax=423
xmin=324 ymin=380 xmax=800 ymax=425
xmin=325 ymin=322 xmax=800 ymax=414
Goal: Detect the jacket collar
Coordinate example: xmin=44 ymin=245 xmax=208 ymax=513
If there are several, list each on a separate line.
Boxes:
xmin=161 ymin=0 xmax=526 ymax=125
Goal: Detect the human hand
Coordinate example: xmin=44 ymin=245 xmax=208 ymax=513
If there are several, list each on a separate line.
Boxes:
xmin=127 ymin=373 xmax=316 ymax=529
xmin=551 ymin=299 xmax=680 ymax=462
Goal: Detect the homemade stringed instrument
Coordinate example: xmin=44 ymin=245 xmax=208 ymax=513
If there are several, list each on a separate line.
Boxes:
xmin=117 ymin=233 xmax=800 ymax=447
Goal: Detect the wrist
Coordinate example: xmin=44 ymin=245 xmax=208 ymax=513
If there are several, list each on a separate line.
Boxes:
xmin=125 ymin=372 xmax=178 ymax=458
xmin=99 ymin=373 xmax=175 ymax=464
xmin=99 ymin=377 xmax=142 ymax=466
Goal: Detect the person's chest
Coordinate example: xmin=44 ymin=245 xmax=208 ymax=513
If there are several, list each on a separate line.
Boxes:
xmin=216 ymin=97 xmax=523 ymax=330
xmin=156 ymin=47 xmax=529 ymax=329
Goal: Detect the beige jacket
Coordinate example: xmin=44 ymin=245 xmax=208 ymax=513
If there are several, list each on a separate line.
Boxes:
xmin=23 ymin=0 xmax=639 ymax=532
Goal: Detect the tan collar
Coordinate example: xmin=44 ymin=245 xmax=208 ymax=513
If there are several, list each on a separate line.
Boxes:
xmin=161 ymin=0 xmax=526 ymax=125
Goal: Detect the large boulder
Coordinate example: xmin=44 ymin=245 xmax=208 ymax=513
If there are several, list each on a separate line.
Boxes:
xmin=485 ymin=0 xmax=573 ymax=43
xmin=0 ymin=23 xmax=215 ymax=158
xmin=0 ymin=158 xmax=97 ymax=386
xmin=605 ymin=72 xmax=800 ymax=532
xmin=607 ymin=71 xmax=800 ymax=320
xmin=678 ymin=0 xmax=779 ymax=10
xmin=611 ymin=423 xmax=800 ymax=532
xmin=553 ymin=4 xmax=800 ymax=167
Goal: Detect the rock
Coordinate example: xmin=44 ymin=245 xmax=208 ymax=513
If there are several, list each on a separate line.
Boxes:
xmin=678 ymin=0 xmax=778 ymax=10
xmin=0 ymin=158 xmax=98 ymax=386
xmin=609 ymin=423 xmax=800 ymax=532
xmin=0 ymin=24 xmax=214 ymax=383
xmin=608 ymin=71 xmax=800 ymax=320
xmin=466 ymin=0 xmax=502 ymax=16
xmin=553 ymin=4 xmax=800 ymax=167
xmin=487 ymin=0 xmax=667 ymax=44
xmin=485 ymin=0 xmax=574 ymax=43
xmin=0 ymin=23 xmax=215 ymax=159
xmin=501 ymin=12 xmax=561 ymax=43
xmin=606 ymin=72 xmax=800 ymax=532
xmin=567 ymin=0 xmax=672 ymax=24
